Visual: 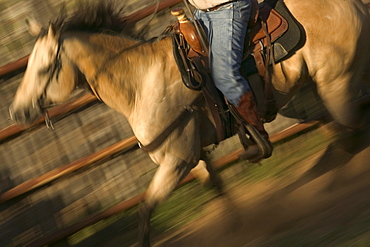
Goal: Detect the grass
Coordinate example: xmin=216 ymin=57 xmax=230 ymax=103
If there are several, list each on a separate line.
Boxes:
xmin=67 ymin=125 xmax=336 ymax=246
xmin=227 ymin=125 xmax=334 ymax=186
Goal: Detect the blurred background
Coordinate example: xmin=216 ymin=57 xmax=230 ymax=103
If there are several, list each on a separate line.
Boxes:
xmin=0 ymin=1 xmax=369 ymax=247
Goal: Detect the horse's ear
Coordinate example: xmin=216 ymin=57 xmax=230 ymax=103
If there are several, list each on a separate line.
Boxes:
xmin=26 ymin=18 xmax=43 ymax=37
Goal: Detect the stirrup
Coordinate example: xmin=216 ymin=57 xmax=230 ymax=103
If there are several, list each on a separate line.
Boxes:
xmin=237 ymin=123 xmax=273 ymax=162
xmin=229 ymin=102 xmax=273 ymax=162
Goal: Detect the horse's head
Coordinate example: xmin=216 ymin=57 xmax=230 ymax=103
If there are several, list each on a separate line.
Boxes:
xmin=9 ymin=18 xmax=80 ymax=125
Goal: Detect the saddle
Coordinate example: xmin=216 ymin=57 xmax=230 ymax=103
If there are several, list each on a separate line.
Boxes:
xmin=171 ymin=0 xmax=302 ymax=144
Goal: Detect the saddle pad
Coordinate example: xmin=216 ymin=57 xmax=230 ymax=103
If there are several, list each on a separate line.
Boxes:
xmin=245 ymin=0 xmax=303 ymax=64
xmin=272 ymin=0 xmax=304 ymax=62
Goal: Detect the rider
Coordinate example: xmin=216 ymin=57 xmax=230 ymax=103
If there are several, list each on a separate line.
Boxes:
xmin=187 ymin=0 xmax=272 ymax=159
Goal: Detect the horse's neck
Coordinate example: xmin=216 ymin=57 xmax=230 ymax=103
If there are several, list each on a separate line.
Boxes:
xmin=62 ymin=32 xmax=153 ymax=116
xmin=62 ymin=32 xmax=186 ymax=125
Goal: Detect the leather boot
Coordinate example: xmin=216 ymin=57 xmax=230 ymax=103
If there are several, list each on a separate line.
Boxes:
xmin=236 ymin=91 xmax=269 ymax=138
xmin=235 ymin=91 xmax=272 ymax=160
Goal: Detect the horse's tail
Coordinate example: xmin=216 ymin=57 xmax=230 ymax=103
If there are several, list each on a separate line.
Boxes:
xmin=358 ymin=0 xmax=370 ymax=85
xmin=365 ymin=60 xmax=370 ymax=85
xmin=362 ymin=2 xmax=369 ymax=84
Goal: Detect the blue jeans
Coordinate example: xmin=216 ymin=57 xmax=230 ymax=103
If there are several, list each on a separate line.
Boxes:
xmin=194 ymin=0 xmax=251 ymax=105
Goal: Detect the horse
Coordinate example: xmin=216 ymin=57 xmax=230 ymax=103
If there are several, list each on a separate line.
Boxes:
xmin=9 ymin=0 xmax=370 ymax=246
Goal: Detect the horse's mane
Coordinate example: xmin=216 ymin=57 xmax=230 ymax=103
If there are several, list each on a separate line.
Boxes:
xmin=50 ymin=1 xmax=137 ymax=38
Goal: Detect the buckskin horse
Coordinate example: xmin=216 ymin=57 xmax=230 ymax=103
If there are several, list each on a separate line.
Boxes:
xmin=9 ymin=0 xmax=370 ymax=246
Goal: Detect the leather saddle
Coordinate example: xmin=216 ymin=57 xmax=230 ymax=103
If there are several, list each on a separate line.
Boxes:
xmin=171 ymin=0 xmax=303 ymax=143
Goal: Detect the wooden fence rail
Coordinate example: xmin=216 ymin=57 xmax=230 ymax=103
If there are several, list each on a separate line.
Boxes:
xmin=0 ymin=93 xmax=97 ymax=142
xmin=0 ymin=136 xmax=138 ymax=203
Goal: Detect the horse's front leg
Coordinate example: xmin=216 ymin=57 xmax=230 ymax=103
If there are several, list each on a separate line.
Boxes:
xmin=137 ymin=154 xmax=197 ymax=247
xmin=137 ymin=201 xmax=155 ymax=247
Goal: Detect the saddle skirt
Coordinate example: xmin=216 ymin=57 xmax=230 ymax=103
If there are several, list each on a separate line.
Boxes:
xmin=248 ymin=1 xmax=288 ymax=50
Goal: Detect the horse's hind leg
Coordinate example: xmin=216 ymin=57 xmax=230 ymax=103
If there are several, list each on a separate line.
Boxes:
xmin=200 ymin=151 xmax=224 ymax=195
xmin=190 ymin=158 xmax=224 ymax=195
xmin=137 ymin=154 xmax=197 ymax=247
xmin=316 ymin=73 xmax=369 ymax=151
xmin=317 ymin=74 xmax=364 ymax=130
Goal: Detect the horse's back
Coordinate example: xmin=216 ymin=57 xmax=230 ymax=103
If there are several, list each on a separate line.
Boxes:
xmin=284 ymin=0 xmax=370 ymax=75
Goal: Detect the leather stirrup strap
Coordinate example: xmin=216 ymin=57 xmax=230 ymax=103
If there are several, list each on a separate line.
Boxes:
xmin=201 ymin=87 xmax=226 ymax=143
xmin=260 ymin=19 xmax=277 ymax=121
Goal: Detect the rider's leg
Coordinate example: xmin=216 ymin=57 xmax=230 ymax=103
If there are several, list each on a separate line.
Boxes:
xmin=194 ymin=1 xmax=271 ymax=147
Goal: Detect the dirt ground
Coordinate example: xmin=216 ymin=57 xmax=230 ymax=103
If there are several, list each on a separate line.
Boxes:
xmin=151 ymin=130 xmax=370 ymax=247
